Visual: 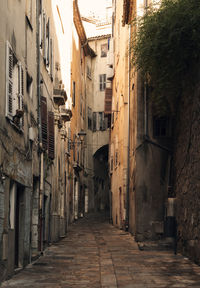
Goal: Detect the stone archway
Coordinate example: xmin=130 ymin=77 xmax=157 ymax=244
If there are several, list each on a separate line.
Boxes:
xmin=93 ymin=145 xmax=110 ymax=212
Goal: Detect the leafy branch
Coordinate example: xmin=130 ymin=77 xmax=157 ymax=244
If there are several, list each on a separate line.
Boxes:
xmin=131 ymin=0 xmax=200 ymax=115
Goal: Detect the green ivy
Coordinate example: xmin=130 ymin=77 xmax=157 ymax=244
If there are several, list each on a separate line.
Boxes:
xmin=131 ymin=0 xmax=200 ymax=115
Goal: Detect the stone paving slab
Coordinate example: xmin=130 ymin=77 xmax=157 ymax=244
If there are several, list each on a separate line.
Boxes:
xmin=1 ymin=213 xmax=200 ymax=287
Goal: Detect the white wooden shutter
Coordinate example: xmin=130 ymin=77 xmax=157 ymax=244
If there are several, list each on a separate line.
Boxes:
xmin=17 ymin=63 xmax=24 ymax=129
xmin=43 ymin=12 xmax=46 ymax=60
xmin=39 ymin=15 xmax=42 ymax=48
xmin=47 ymin=18 xmax=50 ymax=66
xmin=6 ymin=41 xmax=13 ymax=118
xmin=18 ymin=63 xmax=24 ymax=111
xmin=50 ymin=38 xmax=54 ymax=79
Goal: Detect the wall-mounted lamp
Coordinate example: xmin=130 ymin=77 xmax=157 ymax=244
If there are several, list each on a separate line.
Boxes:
xmin=77 ymin=131 xmax=86 ymax=142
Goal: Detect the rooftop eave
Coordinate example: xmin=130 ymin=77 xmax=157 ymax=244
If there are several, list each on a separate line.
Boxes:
xmin=73 ymin=0 xmax=96 ymax=57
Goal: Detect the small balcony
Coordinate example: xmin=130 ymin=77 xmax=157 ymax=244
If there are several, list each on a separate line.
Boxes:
xmin=53 ymin=88 xmax=67 ymax=106
xmin=60 ymin=108 xmax=72 ymax=122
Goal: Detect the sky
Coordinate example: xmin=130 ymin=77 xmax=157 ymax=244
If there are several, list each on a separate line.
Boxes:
xmin=78 ymin=0 xmax=112 ymax=20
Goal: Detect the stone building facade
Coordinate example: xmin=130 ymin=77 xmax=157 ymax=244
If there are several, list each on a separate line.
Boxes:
xmin=70 ymin=0 xmax=96 ymax=221
xmin=0 ymin=0 xmax=39 ymax=279
xmin=109 ymin=0 xmax=130 ymax=229
xmin=0 ymin=0 xmax=72 ymax=281
xmin=110 ymin=0 xmax=173 ymax=241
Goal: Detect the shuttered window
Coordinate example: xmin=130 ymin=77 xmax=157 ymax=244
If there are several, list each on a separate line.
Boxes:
xmin=93 ymin=112 xmax=97 ymax=132
xmin=18 ymin=63 xmax=24 ymax=111
xmin=50 ymin=38 xmax=54 ymax=80
xmin=40 ymin=96 xmax=48 ymax=149
xmin=46 ymin=18 xmax=50 ymax=66
xmin=43 ymin=12 xmax=47 ymax=60
xmin=6 ymin=42 xmax=13 ymax=118
xmin=39 ymin=1 xmax=43 ymax=48
xmin=104 ymin=88 xmax=112 ymax=114
xmin=48 ymin=111 xmax=55 ymax=159
xmin=100 ymin=74 xmax=106 ymax=91
xmin=88 ymin=107 xmax=92 ymax=130
xmin=18 ymin=63 xmax=24 ymax=128
xmin=6 ymin=41 xmax=24 ymax=129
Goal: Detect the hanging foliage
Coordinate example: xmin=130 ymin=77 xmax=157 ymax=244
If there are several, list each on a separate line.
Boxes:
xmin=131 ymin=0 xmax=200 ymax=115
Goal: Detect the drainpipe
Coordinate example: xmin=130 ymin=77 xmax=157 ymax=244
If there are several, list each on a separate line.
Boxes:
xmin=125 ymin=25 xmax=131 ymax=231
xmin=36 ymin=0 xmax=44 ymax=253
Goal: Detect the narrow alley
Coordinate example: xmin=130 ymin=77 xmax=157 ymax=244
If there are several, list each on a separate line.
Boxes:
xmin=2 ymin=214 xmax=200 ymax=288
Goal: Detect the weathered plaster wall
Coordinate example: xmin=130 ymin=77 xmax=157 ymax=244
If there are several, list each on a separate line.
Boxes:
xmin=110 ymin=0 xmax=129 ymax=228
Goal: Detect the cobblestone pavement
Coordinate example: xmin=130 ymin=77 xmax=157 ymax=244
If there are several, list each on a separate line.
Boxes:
xmin=2 ymin=213 xmax=200 ymax=288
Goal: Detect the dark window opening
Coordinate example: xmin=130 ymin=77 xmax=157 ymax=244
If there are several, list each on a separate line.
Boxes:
xmin=101 ymin=43 xmax=108 ymax=57
xmin=153 ymin=117 xmax=170 ymax=138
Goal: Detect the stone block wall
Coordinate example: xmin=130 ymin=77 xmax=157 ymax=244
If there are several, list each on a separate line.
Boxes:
xmin=175 ymin=86 xmax=200 ymax=263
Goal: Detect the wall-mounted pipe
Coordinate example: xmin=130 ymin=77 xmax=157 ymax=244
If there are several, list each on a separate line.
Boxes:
xmin=125 ymin=24 xmax=131 ymax=231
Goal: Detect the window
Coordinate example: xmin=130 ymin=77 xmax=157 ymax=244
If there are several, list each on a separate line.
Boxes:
xmin=88 ymin=107 xmax=92 ymax=130
xmin=89 ymin=111 xmax=108 ymax=132
xmin=108 ymin=38 xmax=110 ymax=50
xmin=153 ymin=116 xmax=171 ymax=137
xmin=41 ymin=12 xmax=52 ymax=72
xmin=6 ymin=42 xmax=24 ymax=129
xmin=99 ymin=112 xmax=107 ymax=131
xmin=115 ymin=151 xmax=118 ymax=167
xmin=99 ymin=112 xmax=103 ymax=131
xmin=87 ymin=65 xmax=91 ymax=79
xmin=100 ymin=74 xmax=106 ymax=91
xmin=101 ymin=43 xmax=108 ymax=57
xmin=40 ymin=10 xmax=54 ymax=77
xmin=45 ymin=18 xmax=50 ymax=67
xmin=93 ymin=112 xmax=97 ymax=132
xmin=50 ymin=38 xmax=54 ymax=80
xmin=72 ymin=81 xmax=75 ymax=106
xmin=40 ymin=96 xmax=47 ymax=149
xmin=42 ymin=12 xmax=47 ymax=59
xmin=26 ymin=72 xmax=33 ymax=98
xmin=48 ymin=111 xmax=55 ymax=159
xmin=39 ymin=2 xmax=43 ymax=48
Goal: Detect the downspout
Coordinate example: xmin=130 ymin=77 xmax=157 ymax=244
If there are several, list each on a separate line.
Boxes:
xmin=36 ymin=0 xmax=44 ymax=253
xmin=125 ymin=25 xmax=131 ymax=231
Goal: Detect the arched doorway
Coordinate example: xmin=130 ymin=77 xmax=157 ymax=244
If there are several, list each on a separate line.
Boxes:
xmin=93 ymin=145 xmax=110 ymax=213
